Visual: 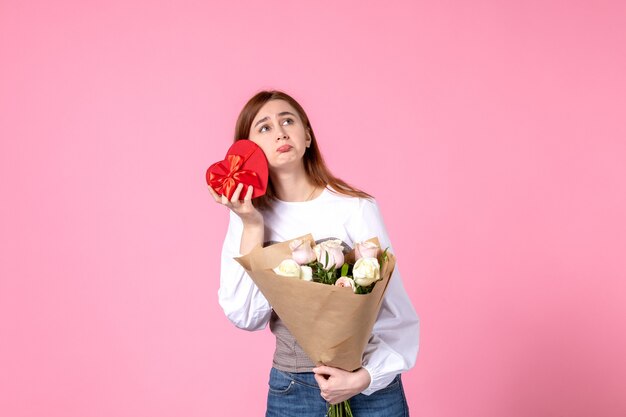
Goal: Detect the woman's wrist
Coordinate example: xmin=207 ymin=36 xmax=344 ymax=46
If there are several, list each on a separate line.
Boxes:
xmin=241 ymin=215 xmax=264 ymax=229
xmin=239 ymin=215 xmax=264 ymax=255
xmin=354 ymin=368 xmax=371 ymax=392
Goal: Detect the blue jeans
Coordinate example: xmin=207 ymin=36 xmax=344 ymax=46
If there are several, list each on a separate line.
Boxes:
xmin=266 ymin=367 xmax=409 ymax=417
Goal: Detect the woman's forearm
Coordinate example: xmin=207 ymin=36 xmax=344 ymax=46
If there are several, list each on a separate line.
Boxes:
xmin=239 ymin=218 xmax=264 ymax=255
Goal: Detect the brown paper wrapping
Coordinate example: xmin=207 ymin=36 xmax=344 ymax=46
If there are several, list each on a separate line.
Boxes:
xmin=234 ymin=234 xmax=396 ymax=371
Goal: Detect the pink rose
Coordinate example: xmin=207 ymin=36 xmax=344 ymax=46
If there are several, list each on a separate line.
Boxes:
xmin=289 ymin=239 xmax=317 ymax=265
xmin=354 ymin=241 xmax=380 ymax=260
xmin=335 ymin=277 xmax=356 ymax=292
xmin=313 ymin=239 xmax=345 ymax=270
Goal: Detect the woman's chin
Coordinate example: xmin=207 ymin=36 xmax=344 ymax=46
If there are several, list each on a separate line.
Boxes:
xmin=269 ymin=159 xmax=305 ymax=172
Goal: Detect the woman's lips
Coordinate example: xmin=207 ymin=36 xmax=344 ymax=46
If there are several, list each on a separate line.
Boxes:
xmin=277 ymin=145 xmax=292 ymax=153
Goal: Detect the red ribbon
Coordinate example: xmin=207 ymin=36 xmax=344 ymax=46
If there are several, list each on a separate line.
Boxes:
xmin=208 ymin=154 xmax=262 ymax=199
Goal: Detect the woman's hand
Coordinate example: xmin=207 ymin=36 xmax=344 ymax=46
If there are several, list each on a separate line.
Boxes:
xmin=208 ymin=183 xmax=263 ymax=226
xmin=313 ymin=366 xmax=371 ymax=405
xmin=208 ymin=183 xmax=264 ymax=255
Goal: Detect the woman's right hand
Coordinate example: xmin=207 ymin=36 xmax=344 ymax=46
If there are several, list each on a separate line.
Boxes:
xmin=208 ymin=183 xmax=263 ymax=226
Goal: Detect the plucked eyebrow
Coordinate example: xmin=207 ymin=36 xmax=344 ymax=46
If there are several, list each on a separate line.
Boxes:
xmin=253 ymin=112 xmax=297 ymax=128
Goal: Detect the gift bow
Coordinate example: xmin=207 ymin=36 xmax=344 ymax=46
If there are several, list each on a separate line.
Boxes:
xmin=208 ymin=154 xmax=262 ymax=199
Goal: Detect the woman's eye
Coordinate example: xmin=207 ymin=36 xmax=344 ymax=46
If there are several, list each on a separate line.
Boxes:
xmin=259 ymin=125 xmax=270 ymax=133
xmin=282 ymin=118 xmax=294 ymax=125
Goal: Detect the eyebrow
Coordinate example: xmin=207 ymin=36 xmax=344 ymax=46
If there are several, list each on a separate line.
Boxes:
xmin=253 ymin=112 xmax=297 ymax=128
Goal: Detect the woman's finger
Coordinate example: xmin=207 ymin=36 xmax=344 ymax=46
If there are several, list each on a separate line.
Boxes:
xmin=230 ymin=183 xmax=244 ymax=204
xmin=243 ymin=185 xmax=254 ymax=203
xmin=314 ymin=373 xmax=328 ymax=390
xmin=313 ymin=366 xmax=337 ymax=377
xmin=207 ymin=185 xmax=221 ymax=202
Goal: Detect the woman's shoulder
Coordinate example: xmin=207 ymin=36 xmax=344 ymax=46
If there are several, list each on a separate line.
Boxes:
xmin=326 ymin=186 xmax=388 ymax=226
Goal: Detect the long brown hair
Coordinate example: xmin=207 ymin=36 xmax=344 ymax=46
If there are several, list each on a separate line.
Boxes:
xmin=234 ymin=90 xmax=373 ymax=210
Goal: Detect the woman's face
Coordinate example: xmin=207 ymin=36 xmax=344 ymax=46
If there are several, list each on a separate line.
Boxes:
xmin=248 ymin=99 xmax=311 ymax=172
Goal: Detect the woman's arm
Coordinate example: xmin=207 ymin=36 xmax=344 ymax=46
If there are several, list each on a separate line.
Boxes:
xmin=311 ymin=197 xmax=419 ymax=400
xmin=347 ymin=197 xmax=420 ymax=395
xmin=210 ymin=184 xmax=272 ymax=330
xmin=360 ymin=265 xmax=419 ymax=395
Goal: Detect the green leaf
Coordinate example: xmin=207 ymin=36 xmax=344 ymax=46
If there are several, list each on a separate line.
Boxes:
xmin=341 ymin=263 xmax=349 ymax=277
xmin=381 ymin=247 xmax=390 ymax=264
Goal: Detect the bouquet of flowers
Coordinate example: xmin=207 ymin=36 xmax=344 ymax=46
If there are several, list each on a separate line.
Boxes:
xmin=274 ymin=238 xmax=388 ymax=293
xmin=235 ymin=235 xmax=396 ymax=417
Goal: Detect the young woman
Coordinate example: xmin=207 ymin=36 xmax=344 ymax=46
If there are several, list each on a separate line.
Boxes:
xmin=208 ymin=90 xmax=419 ymax=416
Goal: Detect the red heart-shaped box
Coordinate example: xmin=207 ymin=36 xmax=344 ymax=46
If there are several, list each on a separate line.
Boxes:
xmin=206 ymin=139 xmax=269 ymax=200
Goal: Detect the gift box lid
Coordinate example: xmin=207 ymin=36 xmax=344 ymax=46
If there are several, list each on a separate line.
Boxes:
xmin=206 ymin=139 xmax=269 ymax=200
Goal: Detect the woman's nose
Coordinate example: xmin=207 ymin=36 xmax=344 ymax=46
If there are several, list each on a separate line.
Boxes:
xmin=276 ymin=129 xmax=288 ymax=140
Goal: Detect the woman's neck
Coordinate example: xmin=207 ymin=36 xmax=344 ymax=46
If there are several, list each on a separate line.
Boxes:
xmin=270 ymin=167 xmax=318 ymax=202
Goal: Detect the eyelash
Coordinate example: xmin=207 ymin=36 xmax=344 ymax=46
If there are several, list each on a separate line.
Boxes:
xmin=259 ymin=118 xmax=294 ymax=133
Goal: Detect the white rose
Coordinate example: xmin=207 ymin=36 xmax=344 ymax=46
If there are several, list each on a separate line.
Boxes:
xmin=313 ymin=239 xmax=345 ymax=269
xmin=300 ymin=265 xmax=313 ymax=281
xmin=273 ymin=259 xmax=301 ymax=278
xmin=352 ymin=257 xmax=381 ymax=286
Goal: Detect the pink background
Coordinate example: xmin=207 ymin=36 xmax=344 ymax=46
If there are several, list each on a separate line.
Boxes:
xmin=1 ymin=1 xmax=625 ymax=416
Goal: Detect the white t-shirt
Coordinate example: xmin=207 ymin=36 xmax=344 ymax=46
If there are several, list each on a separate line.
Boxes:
xmin=218 ymin=186 xmax=420 ymax=395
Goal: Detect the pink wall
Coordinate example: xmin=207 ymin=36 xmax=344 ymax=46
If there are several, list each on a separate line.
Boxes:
xmin=1 ymin=1 xmax=625 ymax=416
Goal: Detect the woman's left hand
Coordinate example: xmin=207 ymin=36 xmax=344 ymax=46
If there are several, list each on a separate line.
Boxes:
xmin=313 ymin=366 xmax=371 ymax=405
